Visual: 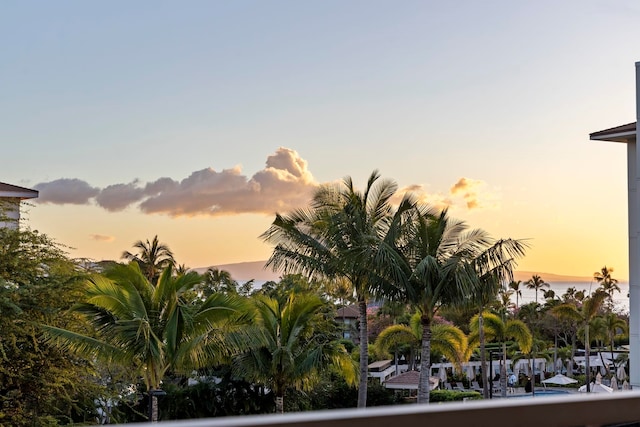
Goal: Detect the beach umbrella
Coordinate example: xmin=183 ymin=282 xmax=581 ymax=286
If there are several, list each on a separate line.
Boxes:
xmin=439 ymin=367 xmax=447 ymax=382
xmin=542 ymin=374 xmax=578 ymax=386
xmin=622 ymin=380 xmax=631 ymax=390
xmin=610 ymin=376 xmax=618 ymax=391
xmin=596 ymin=372 xmax=603 ymax=384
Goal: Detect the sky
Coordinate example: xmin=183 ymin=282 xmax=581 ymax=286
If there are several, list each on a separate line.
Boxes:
xmin=2 ymin=0 xmax=638 ymax=280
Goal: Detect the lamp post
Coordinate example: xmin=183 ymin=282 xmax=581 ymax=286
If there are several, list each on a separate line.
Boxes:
xmin=148 ymin=389 xmax=166 ymax=423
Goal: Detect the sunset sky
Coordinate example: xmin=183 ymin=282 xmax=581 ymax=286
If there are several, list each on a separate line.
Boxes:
xmin=2 ymin=1 xmax=638 ymax=280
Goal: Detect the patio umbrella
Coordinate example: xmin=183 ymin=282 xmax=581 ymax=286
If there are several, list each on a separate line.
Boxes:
xmin=439 ymin=367 xmax=447 ymax=382
xmin=578 ymin=382 xmax=613 ymax=393
xmin=465 ymin=365 xmax=474 ymax=380
xmin=542 ymin=374 xmax=578 ymax=386
xmin=610 ymin=376 xmax=618 ymax=391
xmin=617 ymin=364 xmax=627 ymax=380
xmin=622 ymin=380 xmax=631 ymax=390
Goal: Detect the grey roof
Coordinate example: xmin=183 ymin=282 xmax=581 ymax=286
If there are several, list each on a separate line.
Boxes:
xmin=590 ymin=122 xmax=636 ymax=143
xmin=0 ymin=182 xmax=38 ymax=199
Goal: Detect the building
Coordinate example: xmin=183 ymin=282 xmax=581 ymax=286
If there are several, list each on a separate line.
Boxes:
xmin=336 ymin=304 xmax=359 ymax=341
xmin=0 ymin=182 xmax=38 ymax=229
xmin=589 ymin=62 xmax=640 ymax=389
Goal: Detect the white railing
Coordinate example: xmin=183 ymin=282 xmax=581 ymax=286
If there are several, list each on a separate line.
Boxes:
xmin=131 ymin=391 xmax=640 ymax=427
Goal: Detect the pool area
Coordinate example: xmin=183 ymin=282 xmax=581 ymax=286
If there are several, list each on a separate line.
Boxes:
xmin=508 ymin=389 xmax=572 ymax=398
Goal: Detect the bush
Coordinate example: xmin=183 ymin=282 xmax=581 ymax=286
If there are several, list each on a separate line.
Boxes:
xmin=429 ymin=390 xmax=482 ymax=403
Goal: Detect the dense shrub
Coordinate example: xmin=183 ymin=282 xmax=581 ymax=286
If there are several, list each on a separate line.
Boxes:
xmin=429 ymin=390 xmax=482 ymax=402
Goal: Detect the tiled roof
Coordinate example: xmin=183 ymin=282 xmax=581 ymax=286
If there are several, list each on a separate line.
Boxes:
xmin=336 ymin=305 xmax=359 ymax=318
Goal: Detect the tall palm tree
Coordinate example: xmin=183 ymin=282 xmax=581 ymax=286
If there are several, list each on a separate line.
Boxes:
xmin=594 ymin=266 xmax=620 ymax=309
xmin=468 ymin=312 xmax=533 ymax=397
xmin=392 ymin=207 xmax=526 ymax=403
xmin=261 ymin=170 xmax=410 ymax=408
xmin=552 ymin=290 xmax=607 ymax=392
xmin=121 ymin=235 xmax=175 ymax=282
xmin=235 ymin=292 xmax=356 ymax=413
xmin=42 ymin=263 xmax=254 ymax=421
xmin=508 ymin=280 xmax=523 ymax=309
xmin=525 ymin=275 xmax=549 ymax=306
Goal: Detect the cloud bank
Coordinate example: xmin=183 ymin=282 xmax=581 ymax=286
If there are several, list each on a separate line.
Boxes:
xmin=34 ymin=148 xmax=318 ymax=217
xmin=33 ymin=148 xmax=498 ymax=217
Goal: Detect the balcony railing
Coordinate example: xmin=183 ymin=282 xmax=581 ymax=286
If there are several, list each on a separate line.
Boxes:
xmin=132 ymin=391 xmax=640 ymax=427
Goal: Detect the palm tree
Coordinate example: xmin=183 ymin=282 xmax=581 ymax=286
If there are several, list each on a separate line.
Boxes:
xmin=469 ymin=311 xmax=532 ymax=397
xmin=594 ymin=266 xmax=620 ymax=309
xmin=121 ymin=235 xmax=175 ymax=282
xmin=601 ymin=312 xmax=627 ymax=371
xmin=508 ymin=280 xmax=523 ymax=308
xmin=391 ymin=207 xmax=526 ymax=403
xmin=526 ymin=275 xmax=549 ymax=306
xmin=375 ymin=314 xmax=468 ymax=372
xmin=261 ymin=170 xmax=410 ymax=408
xmin=552 ymin=290 xmax=607 ymax=392
xmin=42 ymin=263 xmax=254 ymax=421
xmin=234 ymin=292 xmax=356 ymax=413
xmin=202 ymin=267 xmax=237 ymax=296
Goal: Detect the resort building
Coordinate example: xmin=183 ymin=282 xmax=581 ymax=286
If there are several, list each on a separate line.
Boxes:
xmin=590 ymin=61 xmax=640 ymax=389
xmin=0 ymin=182 xmax=38 ymax=229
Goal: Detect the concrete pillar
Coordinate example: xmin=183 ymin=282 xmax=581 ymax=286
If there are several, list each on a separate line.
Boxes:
xmin=631 ymin=62 xmax=640 ymax=388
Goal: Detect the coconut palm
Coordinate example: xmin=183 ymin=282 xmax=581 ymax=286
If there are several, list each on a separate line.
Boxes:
xmin=508 ymin=280 xmax=523 ymax=308
xmin=525 ymin=275 xmax=549 ymax=306
xmin=202 ymin=267 xmax=237 ymax=296
xmin=375 ymin=313 xmax=468 ymax=372
xmin=600 ymin=312 xmax=628 ymax=371
xmin=121 ymin=235 xmax=175 ymax=282
xmin=234 ymin=292 xmax=356 ymax=413
xmin=260 ymin=170 xmax=411 ymax=408
xmin=468 ymin=312 xmax=532 ymax=397
xmin=594 ymin=266 xmax=620 ymax=309
xmin=391 ymin=206 xmax=526 ymax=403
xmin=551 ymin=290 xmax=607 ymax=392
xmin=42 ymin=262 xmax=254 ymax=421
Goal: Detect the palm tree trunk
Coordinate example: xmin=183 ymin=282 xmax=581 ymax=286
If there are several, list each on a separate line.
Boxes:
xmin=478 ymin=313 xmax=489 ymax=399
xmin=275 ymin=396 xmax=284 ymax=414
xmin=417 ymin=316 xmax=432 ymax=404
xmin=357 ymin=298 xmax=368 ymax=408
xmin=585 ymin=324 xmax=591 ymax=392
xmin=501 ymin=342 xmax=507 ymax=397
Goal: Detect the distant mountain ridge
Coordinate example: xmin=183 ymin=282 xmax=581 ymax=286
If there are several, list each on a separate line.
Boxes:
xmin=195 ymin=261 xmax=596 ymax=284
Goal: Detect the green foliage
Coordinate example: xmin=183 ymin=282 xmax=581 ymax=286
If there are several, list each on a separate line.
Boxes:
xmin=234 ymin=292 xmax=356 ymax=412
xmin=429 ymin=390 xmax=482 ymax=402
xmin=0 ymin=227 xmax=103 ymax=426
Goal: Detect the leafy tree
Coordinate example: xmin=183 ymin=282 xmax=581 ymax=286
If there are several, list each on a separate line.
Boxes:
xmin=261 ymin=170 xmax=410 ymax=407
xmin=121 ymin=235 xmax=175 ymax=282
xmin=234 ymin=292 xmax=357 ymax=413
xmin=0 ymin=227 xmax=102 ymax=426
xmin=42 ymin=262 xmax=255 ymax=422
